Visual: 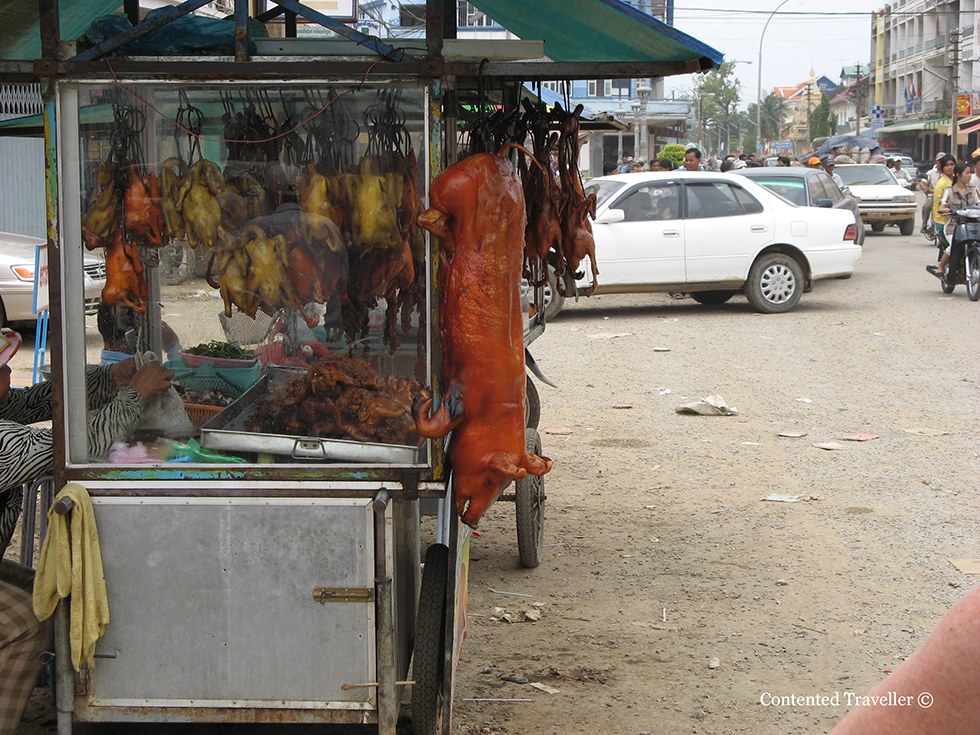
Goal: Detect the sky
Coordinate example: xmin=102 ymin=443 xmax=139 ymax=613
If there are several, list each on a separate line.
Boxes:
xmin=662 ymin=0 xmax=881 ymax=110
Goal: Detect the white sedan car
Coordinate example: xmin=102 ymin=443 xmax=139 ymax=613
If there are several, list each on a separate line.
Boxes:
xmin=0 ymin=231 xmax=105 ymax=326
xmin=554 ymin=171 xmax=862 ymax=314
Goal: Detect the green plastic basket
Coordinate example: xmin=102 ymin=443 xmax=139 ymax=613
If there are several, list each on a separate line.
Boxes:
xmin=165 ymin=360 xmax=262 ymax=397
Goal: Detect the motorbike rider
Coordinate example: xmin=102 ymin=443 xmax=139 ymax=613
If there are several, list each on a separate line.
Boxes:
xmin=928 ymin=162 xmax=979 ymax=278
xmin=919 ymin=152 xmax=947 ymax=234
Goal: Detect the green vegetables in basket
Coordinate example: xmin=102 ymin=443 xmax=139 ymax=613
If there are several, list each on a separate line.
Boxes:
xmin=185 ymin=341 xmax=255 ymax=361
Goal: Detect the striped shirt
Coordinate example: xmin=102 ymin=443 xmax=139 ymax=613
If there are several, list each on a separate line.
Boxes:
xmin=0 ymin=365 xmax=144 ymax=556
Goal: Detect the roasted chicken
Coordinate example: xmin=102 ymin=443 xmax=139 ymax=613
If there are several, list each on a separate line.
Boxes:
xmin=182 ymin=160 xmax=222 ymax=250
xmin=348 ymin=155 xmax=401 ymax=252
xmin=82 ymin=160 xmax=120 ymax=247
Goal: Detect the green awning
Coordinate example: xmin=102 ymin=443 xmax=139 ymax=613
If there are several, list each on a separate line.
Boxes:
xmin=468 ymin=0 xmax=722 ymax=66
xmin=876 ymin=118 xmax=947 ymax=133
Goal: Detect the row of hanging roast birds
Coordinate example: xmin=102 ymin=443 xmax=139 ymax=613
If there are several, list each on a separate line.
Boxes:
xmin=79 ymin=107 xmax=598 ymax=334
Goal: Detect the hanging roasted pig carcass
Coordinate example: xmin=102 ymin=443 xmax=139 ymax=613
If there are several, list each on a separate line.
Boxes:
xmin=413 ymin=147 xmax=552 ymax=528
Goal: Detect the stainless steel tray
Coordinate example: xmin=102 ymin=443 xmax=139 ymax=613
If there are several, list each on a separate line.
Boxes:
xmin=199 ymin=367 xmax=423 ymax=464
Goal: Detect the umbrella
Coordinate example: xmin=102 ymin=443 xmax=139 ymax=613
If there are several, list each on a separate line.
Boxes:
xmin=815 ymin=135 xmax=881 ymax=156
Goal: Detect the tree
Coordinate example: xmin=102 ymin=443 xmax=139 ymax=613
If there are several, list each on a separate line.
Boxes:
xmin=811 ymin=93 xmax=835 ymax=140
xmin=660 ymin=144 xmax=687 ymax=165
xmin=759 ymin=93 xmax=784 ymax=143
xmin=689 ymin=61 xmax=742 ymax=154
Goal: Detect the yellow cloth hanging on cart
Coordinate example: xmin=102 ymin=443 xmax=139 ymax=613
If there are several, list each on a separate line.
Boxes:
xmin=33 ymin=483 xmax=109 ymax=670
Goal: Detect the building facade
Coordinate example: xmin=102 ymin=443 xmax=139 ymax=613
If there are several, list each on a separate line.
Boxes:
xmin=872 ymin=0 xmax=980 ymax=161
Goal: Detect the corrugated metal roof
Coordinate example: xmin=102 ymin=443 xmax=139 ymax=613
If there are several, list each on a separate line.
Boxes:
xmin=469 ymin=0 xmax=723 ymax=66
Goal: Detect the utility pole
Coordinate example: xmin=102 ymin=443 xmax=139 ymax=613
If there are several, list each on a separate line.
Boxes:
xmin=854 ymin=62 xmax=862 ymax=135
xmin=805 ymin=82 xmax=812 ymax=145
xmin=950 ymin=29 xmax=960 ymax=159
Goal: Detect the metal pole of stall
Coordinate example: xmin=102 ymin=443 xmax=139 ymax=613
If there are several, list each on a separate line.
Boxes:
xmin=374 ymin=490 xmax=396 ymax=735
xmin=53 ymin=496 xmax=75 ymax=735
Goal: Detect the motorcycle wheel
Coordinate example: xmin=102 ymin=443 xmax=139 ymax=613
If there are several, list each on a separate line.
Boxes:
xmin=966 ymin=246 xmax=980 ymax=302
xmin=941 ymin=270 xmax=956 ymax=294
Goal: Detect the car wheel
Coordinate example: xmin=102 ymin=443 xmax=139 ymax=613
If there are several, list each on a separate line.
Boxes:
xmin=691 ymin=290 xmax=736 ymax=305
xmin=899 ymin=219 xmax=915 ymax=236
xmin=543 ymin=264 xmax=566 ymax=321
xmin=744 ymin=253 xmax=804 ymax=313
xmin=871 ymin=223 xmax=886 ymax=232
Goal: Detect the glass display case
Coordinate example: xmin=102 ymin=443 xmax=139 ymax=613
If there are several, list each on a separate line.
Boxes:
xmin=55 ymin=80 xmax=432 ymax=470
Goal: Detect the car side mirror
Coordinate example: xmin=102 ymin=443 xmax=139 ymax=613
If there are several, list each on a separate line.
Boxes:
xmin=596 ymin=208 xmax=625 ymax=224
xmin=815 ymin=199 xmax=833 ymax=208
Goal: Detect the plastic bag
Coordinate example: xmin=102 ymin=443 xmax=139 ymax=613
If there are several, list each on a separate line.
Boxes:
xmin=134 ymin=352 xmax=195 ymax=437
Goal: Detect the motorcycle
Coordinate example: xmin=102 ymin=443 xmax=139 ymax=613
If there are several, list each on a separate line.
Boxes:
xmin=938 ymin=207 xmax=980 ymax=300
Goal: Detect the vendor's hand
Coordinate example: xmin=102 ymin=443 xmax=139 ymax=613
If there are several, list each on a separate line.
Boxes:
xmin=110 ymin=357 xmax=138 ymax=386
xmin=128 ymin=363 xmax=175 ymax=403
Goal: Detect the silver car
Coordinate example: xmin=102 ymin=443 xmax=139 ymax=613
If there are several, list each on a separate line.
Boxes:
xmin=0 ymin=231 xmax=105 ymax=326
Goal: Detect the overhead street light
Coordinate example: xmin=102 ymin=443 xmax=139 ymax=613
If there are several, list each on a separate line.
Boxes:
xmin=757 ymin=0 xmax=792 ymax=156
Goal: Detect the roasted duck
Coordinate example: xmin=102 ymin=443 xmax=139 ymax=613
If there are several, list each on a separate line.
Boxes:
xmin=123 ymin=166 xmax=164 ymax=248
xmin=413 ymin=147 xmax=553 ymax=528
xmin=100 ymin=228 xmax=147 ymax=313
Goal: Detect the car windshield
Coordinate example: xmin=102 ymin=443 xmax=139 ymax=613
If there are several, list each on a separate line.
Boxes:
xmin=585 ymin=180 xmax=628 ymax=209
xmin=834 ymin=165 xmax=897 ymax=186
xmin=749 ymin=178 xmax=807 ymax=206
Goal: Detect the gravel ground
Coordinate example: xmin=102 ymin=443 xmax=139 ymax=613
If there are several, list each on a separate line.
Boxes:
xmin=9 ymin=224 xmax=980 ymax=735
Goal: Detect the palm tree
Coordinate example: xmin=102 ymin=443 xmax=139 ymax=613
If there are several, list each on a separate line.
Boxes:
xmin=759 ymin=93 xmax=784 ymax=146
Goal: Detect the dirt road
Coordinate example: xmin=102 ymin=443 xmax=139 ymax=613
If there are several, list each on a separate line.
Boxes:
xmin=10 ymin=227 xmax=979 ymax=735
xmin=450 ymin=228 xmax=979 ymax=734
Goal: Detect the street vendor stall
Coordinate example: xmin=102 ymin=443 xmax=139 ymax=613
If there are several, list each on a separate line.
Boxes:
xmin=1 ymin=1 xmax=721 ymax=733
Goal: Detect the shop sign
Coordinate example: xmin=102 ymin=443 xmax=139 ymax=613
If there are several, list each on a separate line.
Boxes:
xmin=958 ymin=93 xmax=972 ymax=117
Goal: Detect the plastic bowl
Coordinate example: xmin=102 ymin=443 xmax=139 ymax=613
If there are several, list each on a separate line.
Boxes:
xmin=178 ymin=350 xmax=258 ymax=369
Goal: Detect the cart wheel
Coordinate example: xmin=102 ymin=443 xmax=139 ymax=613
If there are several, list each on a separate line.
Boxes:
xmin=159 ymin=240 xmax=194 ymax=285
xmin=413 ymin=543 xmax=449 ymax=735
xmin=515 ymin=428 xmax=545 ymax=568
xmin=525 ymin=376 xmax=541 ymax=430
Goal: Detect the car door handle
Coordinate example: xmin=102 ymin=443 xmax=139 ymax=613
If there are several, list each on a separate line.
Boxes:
xmin=662 ymin=229 xmax=681 ymax=237
xmin=750 ymin=225 xmax=768 ymax=233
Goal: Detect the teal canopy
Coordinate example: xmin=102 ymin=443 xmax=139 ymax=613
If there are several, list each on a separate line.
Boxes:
xmin=469 ymin=0 xmax=723 ymax=66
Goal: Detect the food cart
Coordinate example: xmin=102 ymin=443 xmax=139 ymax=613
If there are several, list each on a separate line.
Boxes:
xmin=4 ymin=2 xmax=721 ymax=733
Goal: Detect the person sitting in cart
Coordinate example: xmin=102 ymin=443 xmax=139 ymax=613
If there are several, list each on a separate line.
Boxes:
xmin=0 ymin=329 xmax=172 ymax=732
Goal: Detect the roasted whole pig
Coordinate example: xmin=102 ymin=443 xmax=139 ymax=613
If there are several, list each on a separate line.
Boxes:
xmin=413 ymin=148 xmax=553 ymax=528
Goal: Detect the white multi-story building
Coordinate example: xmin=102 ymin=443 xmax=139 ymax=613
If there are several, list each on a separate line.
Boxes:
xmin=873 ymin=0 xmax=980 ymax=160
